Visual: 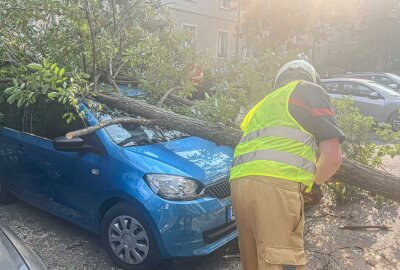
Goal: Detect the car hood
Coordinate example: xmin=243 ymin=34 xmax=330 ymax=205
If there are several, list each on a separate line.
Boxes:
xmin=122 ymin=136 xmax=234 ymax=186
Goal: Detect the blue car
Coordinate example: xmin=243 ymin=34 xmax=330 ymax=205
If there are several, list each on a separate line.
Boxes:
xmin=0 ymin=98 xmax=237 ymax=270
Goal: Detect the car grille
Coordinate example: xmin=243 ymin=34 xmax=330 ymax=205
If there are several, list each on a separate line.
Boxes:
xmin=205 ymin=180 xmax=231 ymax=199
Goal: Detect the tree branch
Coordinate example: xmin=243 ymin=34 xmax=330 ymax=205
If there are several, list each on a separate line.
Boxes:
xmin=157 ymin=86 xmax=184 ymax=108
xmin=66 ymin=117 xmax=157 ymax=139
xmin=84 ymin=0 xmax=98 ymax=91
xmin=169 ymin=94 xmax=195 ymax=107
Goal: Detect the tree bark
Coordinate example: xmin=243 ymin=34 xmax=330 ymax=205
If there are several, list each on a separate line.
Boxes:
xmin=334 ymin=158 xmax=400 ymax=202
xmin=66 ymin=117 xmax=157 ymax=139
xmin=92 ymin=93 xmax=400 ymax=202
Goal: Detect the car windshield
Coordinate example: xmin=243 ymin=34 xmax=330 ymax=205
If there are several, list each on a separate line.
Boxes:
xmin=387 ymin=73 xmax=400 ymax=84
xmin=88 ymin=103 xmax=188 ymax=147
xmin=367 ymin=82 xmax=400 ymax=96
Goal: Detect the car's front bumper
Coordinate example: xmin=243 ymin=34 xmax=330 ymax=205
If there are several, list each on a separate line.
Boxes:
xmin=146 ymin=195 xmax=237 ymax=258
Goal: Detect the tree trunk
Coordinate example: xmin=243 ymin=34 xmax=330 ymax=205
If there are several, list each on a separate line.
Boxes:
xmin=334 ymin=158 xmax=400 ymax=202
xmin=95 ymin=93 xmax=241 ymax=147
xmin=94 ymin=93 xmax=400 ymax=202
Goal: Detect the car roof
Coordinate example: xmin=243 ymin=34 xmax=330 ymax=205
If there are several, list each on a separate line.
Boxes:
xmin=321 ymin=78 xmax=376 ymax=84
xmin=342 ymin=72 xmax=389 ymax=76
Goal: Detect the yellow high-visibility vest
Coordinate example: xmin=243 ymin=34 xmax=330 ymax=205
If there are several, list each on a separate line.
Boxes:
xmin=230 ymin=81 xmax=317 ymax=191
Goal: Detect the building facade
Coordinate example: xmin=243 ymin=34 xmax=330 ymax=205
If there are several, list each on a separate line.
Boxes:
xmin=162 ymin=0 xmax=239 ymax=57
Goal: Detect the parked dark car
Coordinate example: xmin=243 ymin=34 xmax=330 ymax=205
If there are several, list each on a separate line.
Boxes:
xmin=0 ymin=222 xmax=47 ymax=270
xmin=0 ymin=98 xmax=236 ymax=270
xmin=321 ymin=78 xmax=400 ymax=131
xmin=342 ymin=72 xmax=400 ymax=91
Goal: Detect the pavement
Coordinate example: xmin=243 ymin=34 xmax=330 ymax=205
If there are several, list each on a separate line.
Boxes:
xmin=1 ymin=155 xmax=400 ymax=269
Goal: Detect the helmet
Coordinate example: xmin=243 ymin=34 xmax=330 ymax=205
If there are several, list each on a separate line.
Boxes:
xmin=274 ymin=60 xmax=320 ymax=88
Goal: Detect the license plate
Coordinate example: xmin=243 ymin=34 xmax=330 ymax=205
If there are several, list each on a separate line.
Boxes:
xmin=227 ymin=205 xmax=235 ymax=222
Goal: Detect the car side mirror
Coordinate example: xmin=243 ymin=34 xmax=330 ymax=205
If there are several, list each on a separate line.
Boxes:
xmin=388 ymin=83 xmax=398 ymax=89
xmin=53 ymin=136 xmax=85 ymax=152
xmin=368 ymin=92 xmax=382 ymax=99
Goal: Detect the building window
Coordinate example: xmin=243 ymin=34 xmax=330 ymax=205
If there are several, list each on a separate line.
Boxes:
xmin=220 ymin=0 xmax=230 ymax=9
xmin=182 ymin=24 xmax=197 ymax=48
xmin=217 ymin=31 xmax=229 ymax=57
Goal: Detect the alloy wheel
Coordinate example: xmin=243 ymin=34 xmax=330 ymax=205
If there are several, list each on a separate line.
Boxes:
xmin=108 ymin=215 xmax=150 ymax=265
xmin=393 ymin=115 xmax=400 ymax=131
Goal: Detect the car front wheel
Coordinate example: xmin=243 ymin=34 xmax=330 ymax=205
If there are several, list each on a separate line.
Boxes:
xmin=101 ymin=202 xmax=161 ymax=270
xmin=389 ymin=111 xmax=400 ymax=132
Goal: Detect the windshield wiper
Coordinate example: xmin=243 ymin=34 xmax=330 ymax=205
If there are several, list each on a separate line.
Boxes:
xmin=118 ymin=137 xmax=154 ymax=147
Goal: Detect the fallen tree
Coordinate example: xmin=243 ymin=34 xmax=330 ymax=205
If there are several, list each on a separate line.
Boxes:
xmin=66 ymin=92 xmax=400 ymax=203
xmin=3 ymin=0 xmax=400 ymax=204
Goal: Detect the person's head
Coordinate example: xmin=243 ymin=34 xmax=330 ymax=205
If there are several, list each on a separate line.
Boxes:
xmin=274 ymin=60 xmax=320 ymax=88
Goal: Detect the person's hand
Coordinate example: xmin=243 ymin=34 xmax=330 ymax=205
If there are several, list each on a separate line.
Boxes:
xmin=304 ymin=184 xmax=324 ymax=205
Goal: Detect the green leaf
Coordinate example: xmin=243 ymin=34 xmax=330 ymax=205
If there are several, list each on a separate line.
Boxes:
xmin=42 ymin=85 xmax=50 ymax=94
xmin=7 ymin=95 xmax=16 ymax=104
xmin=27 ymin=63 xmax=43 ymax=70
xmin=51 ymin=63 xmax=57 ymax=71
xmin=17 ymin=98 xmax=24 ymax=108
xmin=48 ymin=92 xmax=58 ymax=99
xmin=59 ymin=68 xmax=65 ymax=77
xmin=4 ymin=86 xmax=15 ymax=94
xmin=54 ymin=67 xmax=59 ymax=75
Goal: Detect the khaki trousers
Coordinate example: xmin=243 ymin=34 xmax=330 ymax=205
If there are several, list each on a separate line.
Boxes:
xmin=231 ymin=176 xmax=307 ymax=270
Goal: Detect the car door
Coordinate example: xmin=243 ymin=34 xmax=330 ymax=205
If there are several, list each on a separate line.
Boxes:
xmin=0 ymin=102 xmax=25 ymax=192
xmin=19 ymin=99 xmax=106 ymax=229
xmin=342 ymin=82 xmax=385 ymax=120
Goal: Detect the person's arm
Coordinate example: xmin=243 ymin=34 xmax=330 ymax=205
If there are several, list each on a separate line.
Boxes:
xmin=314 ymin=138 xmax=342 ymax=185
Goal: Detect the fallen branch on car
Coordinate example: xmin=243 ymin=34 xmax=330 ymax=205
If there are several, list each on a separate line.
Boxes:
xmin=64 ymin=90 xmax=400 ymax=203
xmin=66 ymin=117 xmax=157 ymax=139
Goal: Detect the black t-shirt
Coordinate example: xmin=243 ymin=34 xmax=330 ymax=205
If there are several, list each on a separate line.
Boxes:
xmin=288 ymin=81 xmax=345 ymax=144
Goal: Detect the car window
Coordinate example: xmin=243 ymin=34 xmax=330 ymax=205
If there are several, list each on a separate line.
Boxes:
xmin=370 ymin=75 xmax=394 ymax=86
xmin=367 ymin=82 xmax=400 ymax=96
xmin=342 ymin=83 xmax=374 ymax=97
xmin=25 ymin=99 xmax=86 ymax=140
xmin=322 ymin=82 xmax=339 ymax=94
xmin=377 ymin=76 xmax=398 ymax=88
xmin=0 ymin=101 xmax=24 ymax=131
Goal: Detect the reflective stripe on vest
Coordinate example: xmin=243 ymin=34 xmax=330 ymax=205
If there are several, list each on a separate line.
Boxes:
xmin=233 ymin=149 xmax=316 ymax=174
xmin=239 ymin=126 xmax=314 ymax=145
xmin=230 ymin=81 xmax=317 ymax=191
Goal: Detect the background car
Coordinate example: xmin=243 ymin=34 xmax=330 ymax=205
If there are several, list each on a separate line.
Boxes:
xmin=0 ymin=99 xmax=237 ymax=270
xmin=321 ymin=78 xmax=400 ymax=131
xmin=0 ymin=222 xmax=47 ymax=270
xmin=342 ymin=72 xmax=400 ymax=91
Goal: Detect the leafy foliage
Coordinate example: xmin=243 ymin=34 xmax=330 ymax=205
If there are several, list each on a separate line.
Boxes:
xmin=329 ymin=97 xmax=400 ymax=201
xmin=0 ymin=0 xmax=203 ymax=103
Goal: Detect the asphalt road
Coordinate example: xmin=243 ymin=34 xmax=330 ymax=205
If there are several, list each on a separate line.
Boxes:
xmin=0 ymin=200 xmax=241 ymax=270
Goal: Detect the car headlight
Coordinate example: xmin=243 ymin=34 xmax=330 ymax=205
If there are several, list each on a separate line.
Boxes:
xmin=144 ymin=174 xmax=205 ymax=201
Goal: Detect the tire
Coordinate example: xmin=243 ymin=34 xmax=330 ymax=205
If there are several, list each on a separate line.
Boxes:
xmin=389 ymin=111 xmax=400 ymax=132
xmin=101 ymin=202 xmax=162 ymax=270
xmin=0 ymin=179 xmax=14 ymax=203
